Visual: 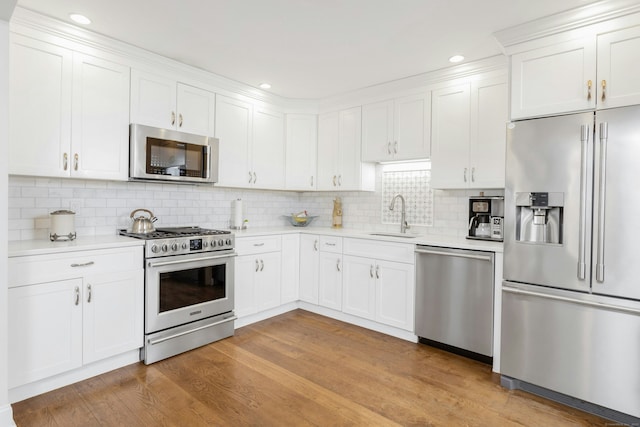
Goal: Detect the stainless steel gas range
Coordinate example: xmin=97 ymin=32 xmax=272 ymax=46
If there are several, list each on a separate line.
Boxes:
xmin=119 ymin=226 xmax=236 ymax=364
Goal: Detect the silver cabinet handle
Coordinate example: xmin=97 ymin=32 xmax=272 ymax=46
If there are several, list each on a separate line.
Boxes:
xmin=370 ymin=265 xmax=374 ymax=278
xmin=255 ymin=259 xmax=260 ymax=272
xmin=248 ymin=172 xmax=253 ymax=183
xmin=71 ymin=261 xmax=95 ymax=268
xmin=314 ymin=239 xmax=318 ymax=251
xmin=463 ymin=167 xmax=467 ymax=183
xmin=74 ymin=153 xmax=79 ymax=171
xmin=471 ymin=167 xmax=475 ymax=182
xmin=336 ymin=259 xmax=341 ymax=272
xmin=63 ymin=153 xmax=68 ymax=171
xmin=326 ymin=242 xmax=336 ymax=246
xmin=338 ymin=175 xmax=342 ymax=186
xmin=253 ymin=243 xmax=265 ymax=247
xmin=74 ymin=286 xmax=80 ymax=306
xmin=415 ymin=248 xmax=493 ymax=262
xmin=253 ymin=172 xmax=257 ymax=184
xmin=87 ymin=284 xmax=92 ymax=303
xmin=375 ymin=265 xmax=380 ymax=279
xmin=260 ymin=259 xmax=264 ymax=272
xmin=310 ymin=176 xmax=314 ymax=187
xmin=179 ymin=113 xmax=183 ymax=127
xmin=333 ymin=175 xmax=337 ymax=186
xmin=387 ymin=142 xmax=392 ymax=154
xmin=596 ymin=122 xmax=608 ymax=283
xmin=171 ymin=111 xmax=176 ymax=126
xmin=578 ymin=124 xmax=590 ymax=281
xmin=394 ymin=141 xmax=398 ymax=154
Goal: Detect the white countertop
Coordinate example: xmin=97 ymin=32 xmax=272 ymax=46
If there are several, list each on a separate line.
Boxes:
xmin=232 ymin=226 xmax=503 ymax=253
xmin=8 ymin=235 xmax=145 ymax=257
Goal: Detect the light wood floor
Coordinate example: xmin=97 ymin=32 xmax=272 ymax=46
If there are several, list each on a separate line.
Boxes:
xmin=12 ymin=310 xmax=609 ymax=426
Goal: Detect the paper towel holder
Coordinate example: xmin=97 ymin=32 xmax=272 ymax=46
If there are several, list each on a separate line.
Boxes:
xmin=230 ymin=198 xmax=247 ymax=230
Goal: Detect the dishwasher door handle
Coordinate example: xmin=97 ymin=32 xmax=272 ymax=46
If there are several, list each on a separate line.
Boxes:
xmin=415 ymin=248 xmax=492 ymax=262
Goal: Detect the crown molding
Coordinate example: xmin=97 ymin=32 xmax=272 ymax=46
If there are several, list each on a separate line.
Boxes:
xmin=494 ymin=0 xmax=640 ymax=49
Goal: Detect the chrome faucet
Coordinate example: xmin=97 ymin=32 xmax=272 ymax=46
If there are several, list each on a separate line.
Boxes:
xmin=389 ymin=194 xmax=410 ymax=233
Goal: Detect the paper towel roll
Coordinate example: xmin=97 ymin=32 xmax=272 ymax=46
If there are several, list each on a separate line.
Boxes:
xmin=232 ymin=199 xmax=243 ymax=229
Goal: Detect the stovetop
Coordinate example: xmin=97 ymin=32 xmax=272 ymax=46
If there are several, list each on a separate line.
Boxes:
xmin=119 ymin=226 xmax=234 ymax=258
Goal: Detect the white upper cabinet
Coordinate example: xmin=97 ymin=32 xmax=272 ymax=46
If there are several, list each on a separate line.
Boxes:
xmin=130 ymin=69 xmax=216 ymax=136
xmin=596 ymin=26 xmax=640 ymax=109
xmin=9 ymin=35 xmax=129 ymax=180
xmin=285 ymin=114 xmax=318 ymax=191
xmin=510 ymin=25 xmax=640 ymax=119
xmin=317 ymin=107 xmax=375 ymax=191
xmin=431 ymin=75 xmax=508 ymax=189
xmin=215 ymin=95 xmax=285 ymax=189
xmin=362 ymin=93 xmax=431 ymax=162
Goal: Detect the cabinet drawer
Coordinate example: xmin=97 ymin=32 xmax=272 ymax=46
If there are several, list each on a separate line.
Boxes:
xmin=8 ymin=246 xmax=143 ymax=288
xmin=319 ymin=236 xmax=342 ymax=253
xmin=343 ymin=238 xmax=414 ymax=264
xmin=236 ymin=235 xmax=282 ymax=255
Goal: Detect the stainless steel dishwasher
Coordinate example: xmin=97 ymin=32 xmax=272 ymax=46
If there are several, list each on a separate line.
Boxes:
xmin=415 ymin=245 xmax=494 ymax=363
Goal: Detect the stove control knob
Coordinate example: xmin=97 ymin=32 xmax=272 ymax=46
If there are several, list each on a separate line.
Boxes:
xmin=182 ymin=242 xmax=188 ymax=250
xmin=211 ymin=240 xmax=217 ymax=248
xmin=218 ymin=239 xmax=225 ymax=247
xmin=203 ymin=240 xmax=209 ymax=248
xmin=161 ymin=244 xmax=168 ymax=252
xmin=225 ymin=238 xmax=232 ymax=246
xmin=171 ymin=243 xmax=178 ymax=252
xmin=151 ymin=244 xmax=160 ymax=253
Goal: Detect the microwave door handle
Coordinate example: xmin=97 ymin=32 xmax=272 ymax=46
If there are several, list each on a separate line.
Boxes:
xmin=205 ymin=145 xmax=211 ymax=179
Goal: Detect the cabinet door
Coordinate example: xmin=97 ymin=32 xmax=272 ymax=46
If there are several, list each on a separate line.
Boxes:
xmin=83 ymin=270 xmax=144 ymax=364
xmin=394 ymin=93 xmax=431 ymax=160
xmin=71 ymin=53 xmax=130 ymax=181
xmin=375 ymin=260 xmax=415 ymax=331
xmin=9 ymin=35 xmax=72 ymax=177
xmin=510 ymin=37 xmax=596 ymax=119
xmin=342 ymin=255 xmax=376 ymax=320
xmin=431 ymin=84 xmax=471 ymax=189
xmin=285 ymin=114 xmax=318 ymax=191
xmin=234 ymin=255 xmax=257 ymax=317
xmin=469 ymin=77 xmax=508 ymax=189
xmin=130 ymin=69 xmax=177 ymax=130
xmin=176 ymin=83 xmax=216 ymax=136
xmin=337 ymin=106 xmax=363 ymax=191
xmin=317 ymin=112 xmax=340 ymax=190
xmin=252 ymin=107 xmax=285 ymax=189
xmin=361 ymin=100 xmax=394 ymax=162
xmin=215 ymin=95 xmax=253 ymax=187
xmin=256 ymin=251 xmax=282 ymax=312
xmin=299 ymin=235 xmax=319 ymax=304
xmin=8 ymin=279 xmax=83 ymax=388
xmin=281 ymin=234 xmax=300 ymax=303
xmin=318 ymin=252 xmax=342 ymax=310
xmin=597 ymin=26 xmax=640 ymax=110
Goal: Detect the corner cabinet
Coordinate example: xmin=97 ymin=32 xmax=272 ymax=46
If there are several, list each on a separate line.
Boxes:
xmin=285 ymin=114 xmax=318 ymax=191
xmin=215 ymin=95 xmax=285 ymax=189
xmin=7 ymin=246 xmax=144 ymax=389
xmin=317 ymin=107 xmax=375 ymax=191
xmin=510 ymin=26 xmax=640 ymax=119
xmin=431 ymin=75 xmax=508 ymax=189
xmin=361 ymin=93 xmax=431 ymax=162
xmin=130 ymin=69 xmax=216 ymax=136
xmin=9 ymin=35 xmax=130 ymax=180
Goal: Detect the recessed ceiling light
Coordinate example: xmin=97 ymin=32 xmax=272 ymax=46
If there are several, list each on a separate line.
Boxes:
xmin=449 ymin=55 xmax=465 ymax=63
xmin=259 ymin=83 xmax=272 ymax=90
xmin=69 ymin=13 xmax=91 ymax=25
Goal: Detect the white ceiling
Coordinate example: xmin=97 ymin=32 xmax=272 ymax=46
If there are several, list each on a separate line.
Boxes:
xmin=15 ymin=0 xmax=599 ymax=99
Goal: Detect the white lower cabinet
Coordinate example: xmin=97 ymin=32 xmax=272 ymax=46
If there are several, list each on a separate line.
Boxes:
xmin=318 ymin=251 xmax=342 ymax=310
xmin=235 ymin=235 xmax=283 ymax=317
xmin=8 ymin=246 xmax=144 ymax=389
xmin=299 ymin=234 xmax=320 ymax=304
xmin=281 ymin=234 xmax=300 ymax=304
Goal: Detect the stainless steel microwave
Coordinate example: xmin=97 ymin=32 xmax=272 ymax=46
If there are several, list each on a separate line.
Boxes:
xmin=129 ymin=124 xmax=219 ymax=184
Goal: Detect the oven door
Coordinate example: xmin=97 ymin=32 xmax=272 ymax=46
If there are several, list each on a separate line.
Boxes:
xmin=145 ymin=250 xmax=235 ymax=334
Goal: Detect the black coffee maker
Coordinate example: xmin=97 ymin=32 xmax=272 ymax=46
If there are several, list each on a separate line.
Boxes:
xmin=467 ymin=196 xmax=504 ymax=241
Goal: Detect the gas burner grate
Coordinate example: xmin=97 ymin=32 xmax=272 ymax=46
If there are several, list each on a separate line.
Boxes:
xmin=118 ymin=227 xmax=231 ymax=240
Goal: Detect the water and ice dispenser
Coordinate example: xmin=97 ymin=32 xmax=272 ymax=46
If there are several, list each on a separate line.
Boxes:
xmin=515 ymin=192 xmax=563 ymax=244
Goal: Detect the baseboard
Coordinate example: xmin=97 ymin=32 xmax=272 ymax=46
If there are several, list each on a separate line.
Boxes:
xmin=0 ymin=404 xmax=16 ymax=427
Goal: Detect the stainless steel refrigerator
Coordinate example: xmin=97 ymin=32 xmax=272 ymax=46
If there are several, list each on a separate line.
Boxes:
xmin=502 ymin=105 xmax=640 ymax=420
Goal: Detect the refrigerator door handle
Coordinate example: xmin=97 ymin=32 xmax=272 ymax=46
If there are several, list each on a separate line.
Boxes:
xmin=577 ymin=124 xmax=590 ymax=281
xmin=596 ymin=122 xmax=608 ymax=283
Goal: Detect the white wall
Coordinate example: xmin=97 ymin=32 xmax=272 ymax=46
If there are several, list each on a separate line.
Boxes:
xmin=1 ymin=15 xmax=16 ymax=427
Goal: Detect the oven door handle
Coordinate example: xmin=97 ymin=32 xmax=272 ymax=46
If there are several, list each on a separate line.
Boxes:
xmin=148 ymin=252 xmax=237 ymax=268
xmin=147 ymin=315 xmax=238 ymax=346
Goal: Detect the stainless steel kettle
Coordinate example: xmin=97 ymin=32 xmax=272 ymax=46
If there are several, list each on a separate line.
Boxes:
xmin=130 ymin=208 xmax=157 ymax=234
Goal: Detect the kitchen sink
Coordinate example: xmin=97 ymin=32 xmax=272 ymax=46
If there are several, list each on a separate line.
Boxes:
xmin=368 ymin=232 xmax=419 ymax=239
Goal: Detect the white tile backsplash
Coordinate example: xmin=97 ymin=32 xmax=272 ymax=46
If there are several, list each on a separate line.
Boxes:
xmin=8 ymin=173 xmax=502 ymax=241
